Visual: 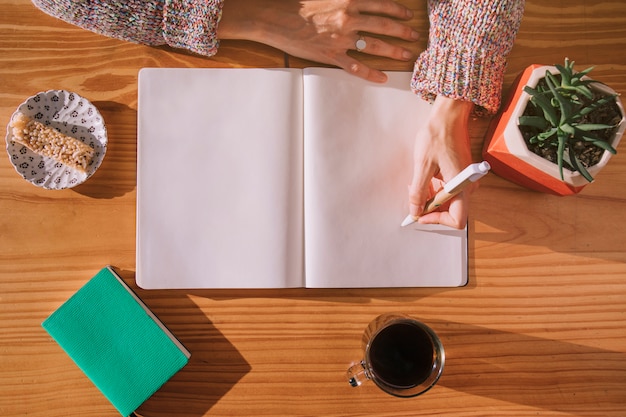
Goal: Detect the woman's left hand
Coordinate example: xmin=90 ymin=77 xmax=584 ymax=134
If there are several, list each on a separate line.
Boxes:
xmin=217 ymin=0 xmax=420 ymax=83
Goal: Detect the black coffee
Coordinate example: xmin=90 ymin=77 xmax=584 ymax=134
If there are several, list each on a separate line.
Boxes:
xmin=368 ymin=322 xmax=435 ymax=388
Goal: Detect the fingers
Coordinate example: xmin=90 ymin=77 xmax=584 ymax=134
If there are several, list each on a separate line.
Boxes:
xmin=345 ymin=2 xmax=420 ymax=60
xmin=344 ymin=12 xmax=418 ymax=77
xmin=408 ymin=170 xmax=470 ymax=229
xmin=355 ymin=0 xmax=414 ymax=21
xmin=352 ymin=34 xmax=414 ymax=61
xmin=408 ymin=158 xmax=438 ymax=217
xmin=339 ymin=58 xmax=388 ymax=83
xmin=417 ymin=192 xmax=469 ymax=230
xmin=356 ymin=14 xmax=420 ymax=42
xmin=418 ymin=210 xmax=468 ymax=230
xmin=410 ymin=176 xmax=478 ymax=230
xmin=268 ymin=0 xmax=419 ymax=82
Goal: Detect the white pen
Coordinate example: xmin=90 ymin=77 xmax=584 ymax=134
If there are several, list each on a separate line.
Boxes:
xmin=401 ymin=161 xmax=491 ymax=227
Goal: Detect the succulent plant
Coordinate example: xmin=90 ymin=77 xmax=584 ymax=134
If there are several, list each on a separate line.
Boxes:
xmin=518 ymin=58 xmax=620 ymax=182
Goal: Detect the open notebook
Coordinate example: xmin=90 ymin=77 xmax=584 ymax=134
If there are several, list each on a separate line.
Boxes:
xmin=136 ymin=68 xmax=467 ymax=289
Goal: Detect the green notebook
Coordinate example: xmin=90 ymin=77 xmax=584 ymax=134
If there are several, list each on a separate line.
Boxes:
xmin=42 ymin=266 xmax=191 ymax=416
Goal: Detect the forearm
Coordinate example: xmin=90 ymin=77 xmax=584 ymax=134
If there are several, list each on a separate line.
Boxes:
xmin=31 ymin=0 xmax=224 ymax=56
xmin=32 ymin=0 xmax=418 ymax=83
xmin=412 ymin=0 xmax=525 ymax=113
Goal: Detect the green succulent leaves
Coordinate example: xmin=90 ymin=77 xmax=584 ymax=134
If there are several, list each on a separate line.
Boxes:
xmin=518 ymin=58 xmax=619 ymax=182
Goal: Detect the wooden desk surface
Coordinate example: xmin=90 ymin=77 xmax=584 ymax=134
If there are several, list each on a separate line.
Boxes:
xmin=1 ymin=1 xmax=625 ymax=416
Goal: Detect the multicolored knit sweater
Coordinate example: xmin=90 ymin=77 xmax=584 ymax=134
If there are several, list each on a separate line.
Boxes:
xmin=31 ymin=0 xmax=524 ymax=113
xmin=413 ymin=0 xmax=525 ymax=113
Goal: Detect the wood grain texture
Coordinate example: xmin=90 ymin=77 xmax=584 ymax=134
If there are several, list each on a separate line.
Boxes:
xmin=1 ymin=1 xmax=625 ymax=416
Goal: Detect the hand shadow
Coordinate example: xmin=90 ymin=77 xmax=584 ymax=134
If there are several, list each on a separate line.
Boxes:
xmin=114 ymin=268 xmax=251 ymax=417
xmin=431 ymin=319 xmax=625 ymax=414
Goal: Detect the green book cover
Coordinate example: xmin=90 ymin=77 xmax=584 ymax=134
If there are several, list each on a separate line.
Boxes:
xmin=42 ymin=266 xmax=190 ymax=416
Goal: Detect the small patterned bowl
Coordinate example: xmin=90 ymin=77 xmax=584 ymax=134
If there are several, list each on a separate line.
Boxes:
xmin=5 ymin=90 xmax=107 ymax=190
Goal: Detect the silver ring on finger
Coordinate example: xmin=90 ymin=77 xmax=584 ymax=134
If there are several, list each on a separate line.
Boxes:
xmin=355 ymin=36 xmax=367 ymax=52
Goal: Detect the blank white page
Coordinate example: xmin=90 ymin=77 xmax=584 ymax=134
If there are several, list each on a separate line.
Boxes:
xmin=302 ymin=68 xmax=467 ymax=288
xmin=137 ymin=68 xmax=304 ymax=289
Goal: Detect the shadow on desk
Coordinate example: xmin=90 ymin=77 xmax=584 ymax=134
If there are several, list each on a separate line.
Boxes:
xmin=116 ymin=269 xmax=252 ymax=416
xmin=432 ymin=319 xmax=626 ymax=414
xmin=72 ymin=101 xmax=137 ymax=199
xmin=471 ymin=176 xmax=626 ymax=265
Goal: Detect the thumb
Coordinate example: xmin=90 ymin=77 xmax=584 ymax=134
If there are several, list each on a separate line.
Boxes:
xmin=407 ymin=185 xmax=424 ymax=218
xmin=408 ymin=168 xmax=436 ymax=218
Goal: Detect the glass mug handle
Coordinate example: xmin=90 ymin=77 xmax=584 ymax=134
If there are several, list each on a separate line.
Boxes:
xmin=347 ymin=360 xmax=371 ymax=387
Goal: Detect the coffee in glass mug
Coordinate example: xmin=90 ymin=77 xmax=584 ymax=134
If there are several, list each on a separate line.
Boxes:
xmin=347 ymin=314 xmax=444 ymax=397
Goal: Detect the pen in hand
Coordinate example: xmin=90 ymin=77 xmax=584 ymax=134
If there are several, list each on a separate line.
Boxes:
xmin=401 ymin=161 xmax=491 ymax=227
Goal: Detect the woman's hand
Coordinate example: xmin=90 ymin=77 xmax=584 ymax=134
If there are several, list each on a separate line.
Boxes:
xmin=408 ymin=96 xmax=475 ymax=229
xmin=217 ymin=0 xmax=419 ymax=83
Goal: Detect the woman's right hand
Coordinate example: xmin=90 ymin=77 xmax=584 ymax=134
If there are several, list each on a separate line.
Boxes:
xmin=408 ymin=96 xmax=475 ymax=229
xmin=217 ymin=0 xmax=420 ymax=83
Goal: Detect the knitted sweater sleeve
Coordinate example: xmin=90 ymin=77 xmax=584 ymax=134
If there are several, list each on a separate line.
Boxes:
xmin=411 ymin=0 xmax=525 ymax=114
xmin=31 ymin=0 xmax=224 ymax=57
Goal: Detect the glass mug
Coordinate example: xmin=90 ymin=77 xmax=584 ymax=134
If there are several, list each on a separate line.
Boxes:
xmin=347 ymin=314 xmax=445 ymax=397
